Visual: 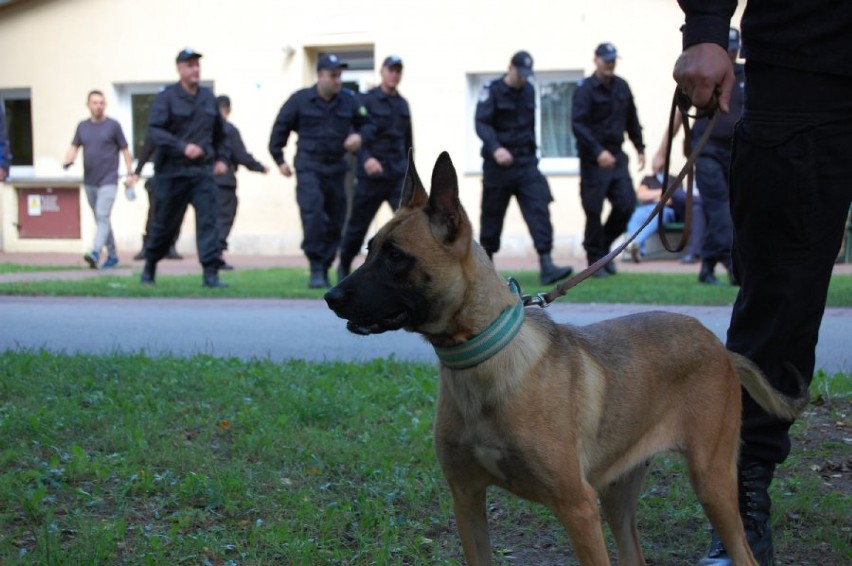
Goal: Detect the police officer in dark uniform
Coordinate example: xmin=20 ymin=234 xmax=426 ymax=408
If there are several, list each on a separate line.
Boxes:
xmin=475 ymin=50 xmax=573 ymax=285
xmin=215 ymin=95 xmax=268 ymax=270
xmin=572 ymin=43 xmax=645 ymax=276
xmin=142 ymin=48 xmax=230 ymax=288
xmin=269 ymin=53 xmax=367 ymax=288
xmin=337 ymin=55 xmax=413 ymax=281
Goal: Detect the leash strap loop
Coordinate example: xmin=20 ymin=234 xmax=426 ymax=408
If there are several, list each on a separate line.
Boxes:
xmin=537 ymin=87 xmax=719 ymax=306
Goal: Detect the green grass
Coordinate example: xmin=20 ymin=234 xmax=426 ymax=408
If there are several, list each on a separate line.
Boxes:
xmin=0 ymin=351 xmax=848 ymax=564
xmin=0 ymin=264 xmax=81 ymax=275
xmin=0 ymin=265 xmax=850 ymax=306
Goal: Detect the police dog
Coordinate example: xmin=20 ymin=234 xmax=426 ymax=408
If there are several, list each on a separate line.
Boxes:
xmin=324 ymin=152 xmax=806 ymax=565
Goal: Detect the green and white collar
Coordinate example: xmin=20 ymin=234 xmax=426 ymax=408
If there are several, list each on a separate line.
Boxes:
xmin=434 ymin=279 xmax=525 ymax=370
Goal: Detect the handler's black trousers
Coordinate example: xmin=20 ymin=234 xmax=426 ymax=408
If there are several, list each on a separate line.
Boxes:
xmin=295 ymin=168 xmax=347 ymax=270
xmin=579 ymin=153 xmax=636 ymax=263
xmin=480 ymin=162 xmax=554 ymax=256
xmin=727 ymin=61 xmax=852 ymax=466
xmin=145 ymin=170 xmax=221 ymax=269
xmin=339 ymin=175 xmax=403 ymax=264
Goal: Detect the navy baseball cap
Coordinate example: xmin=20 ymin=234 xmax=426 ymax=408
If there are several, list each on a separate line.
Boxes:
xmin=594 ymin=42 xmax=618 ymax=62
xmin=317 ymin=53 xmax=349 ymax=71
xmin=382 ymin=55 xmax=403 ymax=69
xmin=176 ymin=48 xmax=202 ymax=63
xmin=510 ymin=50 xmax=534 ymax=78
xmin=728 ymin=27 xmax=741 ymax=52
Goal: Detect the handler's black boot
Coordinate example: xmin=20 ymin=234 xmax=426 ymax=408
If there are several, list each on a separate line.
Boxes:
xmin=699 ymin=259 xmax=721 ymax=285
xmin=133 ymin=235 xmax=147 ymax=260
xmin=202 ymin=266 xmax=228 ymax=289
xmin=699 ymin=458 xmax=776 ymax=566
xmin=336 ymin=258 xmax=352 ymax=282
xmin=140 ymin=260 xmax=156 ymax=285
xmin=722 ymin=257 xmax=740 ymax=286
xmin=539 ymin=253 xmax=573 ymax=285
xmin=165 ymin=244 xmax=183 ymax=260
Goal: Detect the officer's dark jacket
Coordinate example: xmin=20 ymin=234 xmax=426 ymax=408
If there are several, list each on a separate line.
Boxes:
xmin=216 ymin=121 xmax=265 ymax=188
xmin=475 ymin=77 xmax=537 ymax=162
xmin=147 ymin=83 xmax=230 ymax=175
xmin=571 ymin=74 xmax=644 ymax=163
xmin=678 ymin=0 xmax=852 ymax=79
xmin=358 ymin=86 xmax=412 ymax=180
xmin=693 ymin=63 xmax=745 ymax=147
xmin=268 ymin=86 xmax=366 ymax=173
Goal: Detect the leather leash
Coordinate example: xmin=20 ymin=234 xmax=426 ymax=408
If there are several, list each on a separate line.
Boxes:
xmin=524 ymin=88 xmax=719 ymax=308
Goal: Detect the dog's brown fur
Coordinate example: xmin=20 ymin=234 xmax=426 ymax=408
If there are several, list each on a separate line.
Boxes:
xmin=324 ymin=152 xmax=807 ymax=565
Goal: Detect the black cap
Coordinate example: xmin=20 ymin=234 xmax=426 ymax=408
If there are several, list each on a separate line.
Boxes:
xmin=510 ymin=50 xmax=534 ymax=78
xmin=317 ymin=53 xmax=349 ymax=71
xmin=216 ymin=95 xmax=231 ymax=108
xmin=728 ymin=27 xmax=741 ymax=52
xmin=176 ymin=47 xmax=202 ymax=63
xmin=594 ymin=42 xmax=618 ymax=62
xmin=382 ymin=55 xmax=403 ymax=69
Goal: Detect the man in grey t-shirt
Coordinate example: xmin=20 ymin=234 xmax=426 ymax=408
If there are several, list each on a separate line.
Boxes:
xmin=64 ymin=90 xmax=136 ymax=269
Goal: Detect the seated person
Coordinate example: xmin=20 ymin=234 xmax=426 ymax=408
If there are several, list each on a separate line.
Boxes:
xmin=626 ymin=172 xmax=703 ymax=262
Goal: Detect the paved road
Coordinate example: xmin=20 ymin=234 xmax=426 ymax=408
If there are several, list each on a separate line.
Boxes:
xmin=1 ymin=296 xmax=849 ymax=374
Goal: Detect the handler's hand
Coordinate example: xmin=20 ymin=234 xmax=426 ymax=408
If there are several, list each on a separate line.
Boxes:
xmin=278 ymin=162 xmax=293 ymax=177
xmin=673 ymin=43 xmax=733 ymax=113
xmin=213 ymin=161 xmax=228 ymax=175
xmin=184 ymin=143 xmax=205 ymax=160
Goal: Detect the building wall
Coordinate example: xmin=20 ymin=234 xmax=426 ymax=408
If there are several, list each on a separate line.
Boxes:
xmin=0 ymin=0 xmax=743 ymax=258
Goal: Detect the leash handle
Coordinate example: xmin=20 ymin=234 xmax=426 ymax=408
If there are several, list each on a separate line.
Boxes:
xmin=540 ymin=87 xmax=719 ymax=305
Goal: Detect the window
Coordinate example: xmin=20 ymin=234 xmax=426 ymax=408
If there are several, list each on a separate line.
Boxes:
xmin=1 ymin=88 xmax=34 ymax=177
xmin=465 ymin=71 xmax=583 ymax=175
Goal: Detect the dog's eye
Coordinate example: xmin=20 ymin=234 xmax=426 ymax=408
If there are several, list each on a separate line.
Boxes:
xmin=387 ymin=247 xmax=403 ymax=262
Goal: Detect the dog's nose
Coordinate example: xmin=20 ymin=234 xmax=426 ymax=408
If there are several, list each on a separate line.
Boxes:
xmin=324 ymin=285 xmax=346 ymax=311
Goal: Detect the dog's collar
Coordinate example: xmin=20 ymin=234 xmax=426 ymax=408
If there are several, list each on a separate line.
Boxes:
xmin=434 ymin=279 xmax=525 ymax=370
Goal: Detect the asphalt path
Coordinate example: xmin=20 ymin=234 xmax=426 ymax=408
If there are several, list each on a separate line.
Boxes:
xmin=0 ymin=296 xmax=849 ymax=374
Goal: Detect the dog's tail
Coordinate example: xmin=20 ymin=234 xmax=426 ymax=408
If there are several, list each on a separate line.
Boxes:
xmin=732 ymin=352 xmax=810 ymax=421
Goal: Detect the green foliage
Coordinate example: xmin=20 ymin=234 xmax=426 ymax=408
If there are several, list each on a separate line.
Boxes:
xmin=0 ymin=266 xmax=850 ymax=306
xmin=0 ymin=352 xmax=848 ymax=564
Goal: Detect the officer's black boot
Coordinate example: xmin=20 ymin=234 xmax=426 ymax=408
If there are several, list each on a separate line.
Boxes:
xmin=165 ymin=244 xmax=183 ymax=260
xmin=140 ymin=261 xmax=156 ymax=285
xmin=308 ymin=263 xmax=330 ymax=289
xmin=133 ymin=235 xmax=147 ymax=261
xmin=202 ymin=266 xmax=228 ymax=289
xmin=699 ymin=458 xmax=776 ymax=566
xmin=699 ymin=259 xmax=721 ymax=285
xmin=539 ymin=253 xmax=573 ymax=285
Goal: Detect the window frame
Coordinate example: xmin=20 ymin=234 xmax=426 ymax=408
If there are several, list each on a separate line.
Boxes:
xmin=1 ymin=88 xmax=34 ymax=178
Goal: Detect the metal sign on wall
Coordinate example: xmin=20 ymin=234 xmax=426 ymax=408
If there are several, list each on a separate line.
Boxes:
xmin=16 ymin=186 xmax=81 ymax=239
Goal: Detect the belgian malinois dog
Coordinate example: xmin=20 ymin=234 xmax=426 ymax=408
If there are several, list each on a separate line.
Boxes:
xmin=324 ymin=152 xmax=807 ymax=565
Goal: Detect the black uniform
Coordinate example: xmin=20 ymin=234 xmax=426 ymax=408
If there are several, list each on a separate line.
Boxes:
xmin=269 ymin=86 xmax=366 ymax=272
xmin=475 ymin=77 xmax=554 ymax=256
xmin=338 ymin=86 xmax=412 ymax=267
xmin=679 ymin=0 xmax=852 ymax=469
xmin=146 ymin=82 xmax=230 ymax=272
xmin=215 ymin=120 xmax=265 ymax=251
xmin=692 ymin=62 xmax=744 ymax=269
xmin=571 ymin=74 xmax=644 ymax=264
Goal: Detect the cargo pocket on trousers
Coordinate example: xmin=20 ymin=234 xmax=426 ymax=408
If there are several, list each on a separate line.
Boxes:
xmin=729 ymin=120 xmax=817 ymax=261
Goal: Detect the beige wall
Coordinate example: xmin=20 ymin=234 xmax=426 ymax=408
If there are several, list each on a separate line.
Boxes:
xmin=0 ymin=0 xmax=743 ymax=258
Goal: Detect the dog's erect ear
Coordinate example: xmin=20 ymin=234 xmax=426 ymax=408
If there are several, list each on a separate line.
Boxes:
xmin=399 ymin=148 xmax=428 ymax=210
xmin=427 ymin=152 xmax=469 ymax=245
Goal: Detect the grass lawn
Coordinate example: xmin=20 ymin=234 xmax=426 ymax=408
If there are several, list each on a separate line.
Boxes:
xmin=0 ymin=266 xmax=850 ymax=306
xmin=0 ymin=352 xmax=849 ymax=564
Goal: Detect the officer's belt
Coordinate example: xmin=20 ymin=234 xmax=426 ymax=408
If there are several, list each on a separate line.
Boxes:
xmin=301 ymin=152 xmax=344 ymax=164
xmin=506 ymin=146 xmax=535 ymax=157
